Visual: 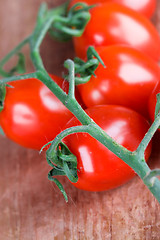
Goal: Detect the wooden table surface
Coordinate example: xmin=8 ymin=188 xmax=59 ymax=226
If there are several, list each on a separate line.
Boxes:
xmin=0 ymin=0 xmax=160 ymax=239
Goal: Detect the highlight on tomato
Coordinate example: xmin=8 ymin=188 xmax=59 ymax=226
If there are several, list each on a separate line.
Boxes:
xmin=69 ymin=0 xmax=156 ymax=18
xmin=148 ymin=82 xmax=160 ymax=126
xmin=77 ymin=45 xmax=160 ymax=118
xmin=0 ymin=75 xmax=74 ymax=150
xmin=72 ymin=2 xmax=160 ymax=61
xmin=64 ymin=105 xmax=152 ymax=191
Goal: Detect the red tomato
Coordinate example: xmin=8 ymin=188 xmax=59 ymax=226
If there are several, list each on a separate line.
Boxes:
xmin=69 ymin=0 xmax=156 ymax=18
xmin=64 ymin=105 xmax=151 ymax=191
xmin=0 ymin=75 xmax=73 ymax=150
xmin=148 ymin=81 xmax=160 ymax=124
xmin=77 ymin=45 xmax=160 ymax=118
xmin=72 ymin=3 xmax=160 ymax=61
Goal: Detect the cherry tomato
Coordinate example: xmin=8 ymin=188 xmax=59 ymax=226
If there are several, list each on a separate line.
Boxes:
xmin=64 ymin=105 xmax=151 ymax=191
xmin=148 ymin=82 xmax=160 ymax=124
xmin=77 ymin=45 xmax=160 ymax=118
xmin=72 ymin=3 xmax=160 ymax=61
xmin=69 ymin=0 xmax=156 ymax=18
xmin=0 ymin=75 xmax=74 ymax=150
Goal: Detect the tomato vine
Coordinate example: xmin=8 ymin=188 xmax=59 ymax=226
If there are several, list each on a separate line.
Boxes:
xmin=0 ymin=2 xmax=160 ymax=203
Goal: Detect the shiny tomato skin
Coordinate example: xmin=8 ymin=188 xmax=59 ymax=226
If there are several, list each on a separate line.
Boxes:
xmin=73 ymin=3 xmax=160 ymax=61
xmin=0 ymin=75 xmax=73 ymax=150
xmin=77 ymin=45 xmax=160 ymax=118
xmin=64 ymin=105 xmax=151 ymax=191
xmin=148 ymin=82 xmax=160 ymax=124
xmin=69 ymin=0 xmax=156 ymax=18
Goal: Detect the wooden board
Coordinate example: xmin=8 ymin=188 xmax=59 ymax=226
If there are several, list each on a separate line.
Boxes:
xmin=0 ymin=0 xmax=160 ymax=239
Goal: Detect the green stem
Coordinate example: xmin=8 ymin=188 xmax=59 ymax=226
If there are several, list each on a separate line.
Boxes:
xmin=48 ymin=125 xmax=90 ymax=149
xmin=143 ymin=176 xmax=160 ymax=202
xmin=155 ymin=93 xmax=160 ymax=118
xmin=0 ymin=37 xmax=30 ymax=68
xmin=30 ymin=51 xmax=45 ymax=71
xmin=136 ymin=112 xmax=160 ymax=158
xmin=47 ymin=121 xmax=132 ymax=167
xmin=0 ymin=72 xmax=38 ymax=84
xmin=31 ymin=17 xmax=55 ymax=51
xmin=0 ymin=69 xmax=11 ymax=78
xmin=64 ymin=60 xmax=75 ymax=99
xmin=0 ymin=37 xmax=30 ymax=78
xmin=46 ymin=125 xmax=90 ymax=169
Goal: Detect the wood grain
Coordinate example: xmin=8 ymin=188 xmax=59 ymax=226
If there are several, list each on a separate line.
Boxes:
xmin=0 ymin=0 xmax=160 ymax=239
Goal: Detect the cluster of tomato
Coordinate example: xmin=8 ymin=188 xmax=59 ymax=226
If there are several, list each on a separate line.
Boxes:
xmin=0 ymin=0 xmax=160 ymax=192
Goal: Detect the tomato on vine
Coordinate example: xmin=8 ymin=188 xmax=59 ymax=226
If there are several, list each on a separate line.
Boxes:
xmin=77 ymin=45 xmax=160 ymax=118
xmin=72 ymin=2 xmax=160 ymax=61
xmin=69 ymin=0 xmax=156 ymax=18
xmin=64 ymin=105 xmax=152 ymax=191
xmin=0 ymin=0 xmax=160 ymax=203
xmin=0 ymin=75 xmax=74 ymax=150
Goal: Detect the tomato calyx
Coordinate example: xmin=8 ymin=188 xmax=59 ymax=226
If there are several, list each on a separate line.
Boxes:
xmin=65 ymin=46 xmax=105 ymax=85
xmin=46 ymin=142 xmax=78 ymax=202
xmin=49 ymin=3 xmax=93 ymax=42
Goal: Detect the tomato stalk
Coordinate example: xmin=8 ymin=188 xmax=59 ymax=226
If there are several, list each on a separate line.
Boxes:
xmin=136 ymin=112 xmax=160 ymax=158
xmin=155 ymin=94 xmax=160 ymax=120
xmin=0 ymin=2 xmax=160 ymax=203
xmin=0 ymin=36 xmax=30 ymax=78
xmin=0 ymin=84 xmax=6 ymax=112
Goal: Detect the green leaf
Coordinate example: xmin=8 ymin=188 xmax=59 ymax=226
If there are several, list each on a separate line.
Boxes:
xmin=47 ymin=141 xmax=78 ymax=182
xmin=59 ymin=153 xmax=77 ymax=163
xmin=87 ymin=46 xmax=105 ymax=67
xmin=58 ymin=142 xmax=77 ymax=167
xmin=49 ymin=2 xmax=91 ymax=40
xmin=49 ymin=28 xmax=72 ymax=42
xmin=63 ymin=161 xmax=78 ymax=183
xmin=49 ymin=167 xmax=66 ymax=176
xmin=48 ymin=170 xmax=68 ymax=202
